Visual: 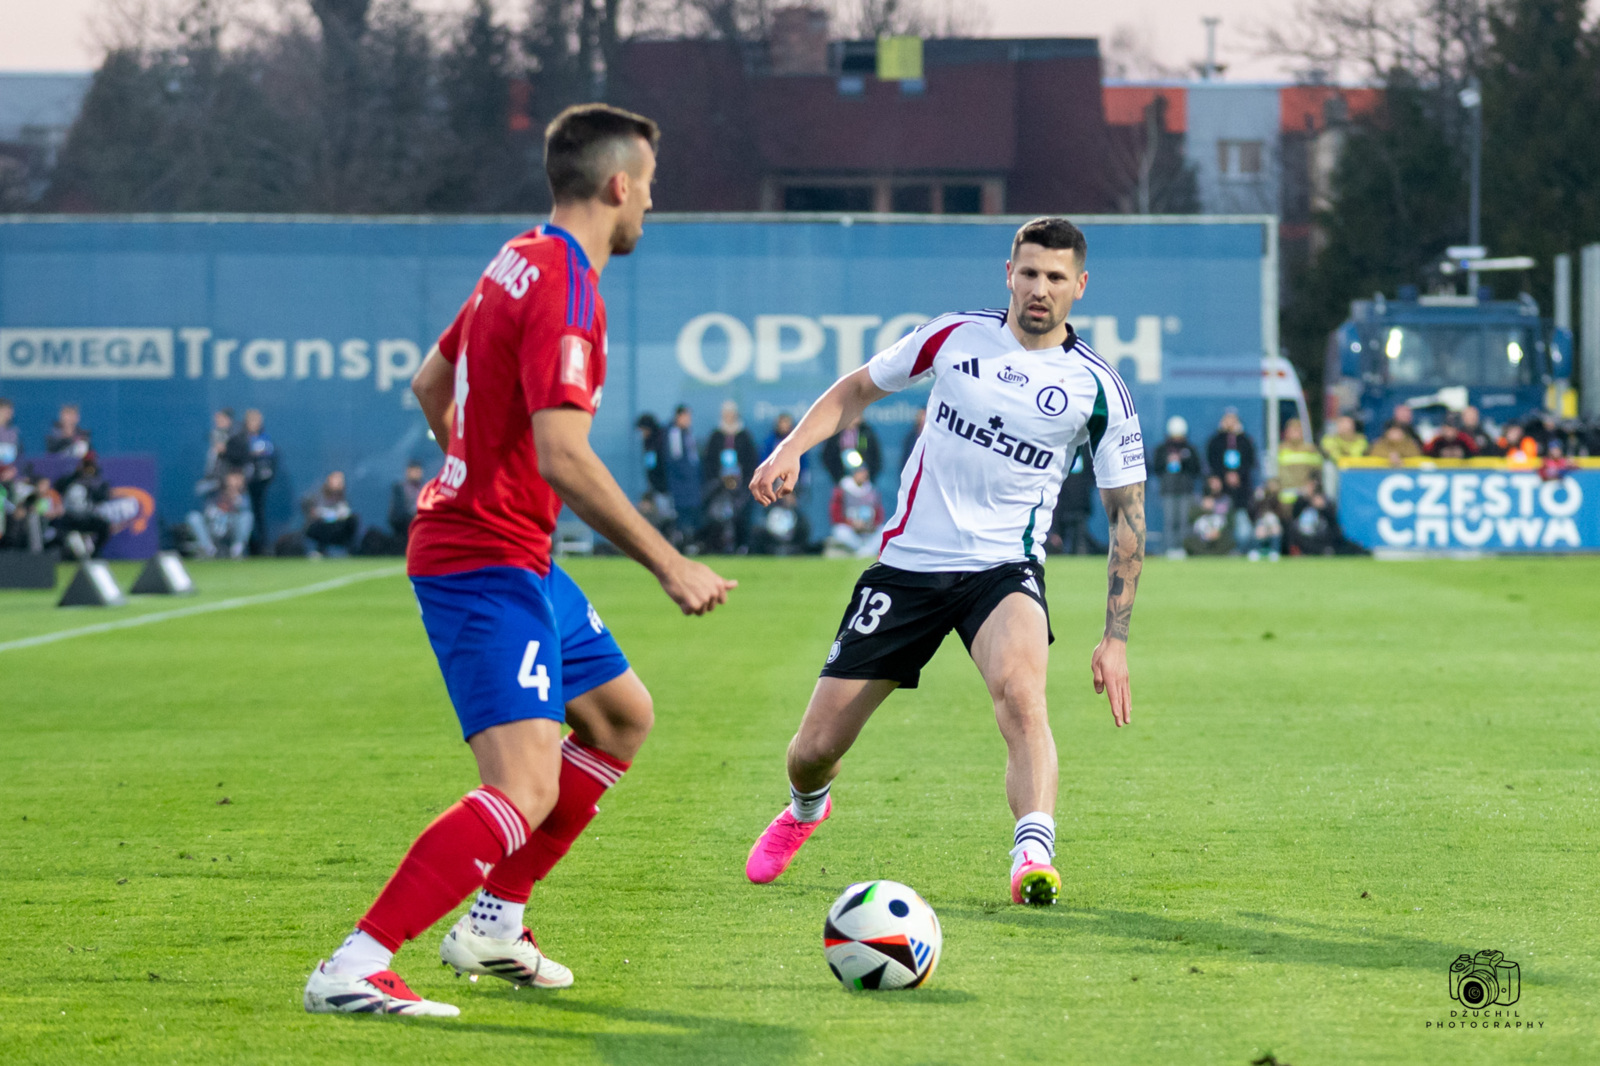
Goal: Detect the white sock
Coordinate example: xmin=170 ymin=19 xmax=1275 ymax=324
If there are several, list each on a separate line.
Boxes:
xmin=468 ymin=890 xmax=525 ymax=941
xmin=789 ymin=783 xmax=831 ymax=823
xmin=1009 ymin=812 xmax=1056 ymax=876
xmin=326 ymin=929 xmax=393 ymax=979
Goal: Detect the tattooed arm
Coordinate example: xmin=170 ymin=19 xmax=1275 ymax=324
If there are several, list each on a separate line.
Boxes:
xmin=1091 ymin=481 xmax=1146 ymax=727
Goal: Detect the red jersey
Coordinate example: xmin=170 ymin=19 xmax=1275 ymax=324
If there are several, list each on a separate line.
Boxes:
xmin=407 ymin=224 xmax=606 ymax=577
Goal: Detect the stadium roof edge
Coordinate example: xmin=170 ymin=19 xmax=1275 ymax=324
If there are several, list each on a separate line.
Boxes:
xmin=0 ymin=212 xmax=1278 ymax=227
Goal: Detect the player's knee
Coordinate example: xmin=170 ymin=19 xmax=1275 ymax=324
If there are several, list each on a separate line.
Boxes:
xmin=788 ymin=731 xmax=841 ymax=774
xmin=611 ymin=689 xmax=654 ymax=756
xmin=498 ymin=775 xmax=559 ymax=829
xmin=992 ymin=675 xmax=1048 ymax=727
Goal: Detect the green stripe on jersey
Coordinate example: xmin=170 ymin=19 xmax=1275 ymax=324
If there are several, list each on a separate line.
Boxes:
xmin=1086 ymin=376 xmax=1109 ymax=457
xmin=1021 ymin=494 xmax=1043 ymax=559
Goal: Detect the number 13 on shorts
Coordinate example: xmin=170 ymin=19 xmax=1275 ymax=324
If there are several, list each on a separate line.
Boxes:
xmin=518 ymin=640 xmax=551 ymax=700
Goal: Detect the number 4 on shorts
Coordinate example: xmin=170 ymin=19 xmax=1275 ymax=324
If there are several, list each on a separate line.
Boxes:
xmin=518 ymin=640 xmax=551 ymax=700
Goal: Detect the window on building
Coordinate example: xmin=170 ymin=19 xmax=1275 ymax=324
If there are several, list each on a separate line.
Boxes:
xmin=891 ymin=185 xmax=933 ymax=213
xmin=784 ymin=185 xmax=874 ymax=212
xmin=942 ymin=184 xmax=982 ymax=214
xmin=1218 ymin=140 xmax=1266 ymax=178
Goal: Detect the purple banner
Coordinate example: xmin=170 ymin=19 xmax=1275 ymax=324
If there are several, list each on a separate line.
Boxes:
xmin=24 ymin=453 xmax=159 ymax=560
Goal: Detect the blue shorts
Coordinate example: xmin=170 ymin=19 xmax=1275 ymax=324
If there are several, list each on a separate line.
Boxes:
xmin=411 ymin=564 xmax=630 ymax=740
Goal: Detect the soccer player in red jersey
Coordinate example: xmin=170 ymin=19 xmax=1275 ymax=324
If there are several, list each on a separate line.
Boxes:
xmin=305 ymin=105 xmax=736 ymax=1018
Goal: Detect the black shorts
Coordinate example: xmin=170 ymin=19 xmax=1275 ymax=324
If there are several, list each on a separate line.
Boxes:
xmin=820 ymin=561 xmax=1053 ymax=689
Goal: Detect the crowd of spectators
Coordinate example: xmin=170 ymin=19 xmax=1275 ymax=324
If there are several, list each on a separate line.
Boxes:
xmin=634 ymin=400 xmax=907 ymax=556
xmin=0 ymin=400 xmax=125 ymax=559
xmin=1151 ymin=403 xmax=1600 ymax=559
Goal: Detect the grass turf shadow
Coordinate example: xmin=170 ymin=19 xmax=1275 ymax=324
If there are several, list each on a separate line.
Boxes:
xmin=940 ymin=903 xmax=1473 ymax=973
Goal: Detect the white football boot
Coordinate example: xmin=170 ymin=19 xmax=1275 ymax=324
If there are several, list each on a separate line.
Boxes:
xmin=303 ymin=961 xmax=460 ymax=1017
xmin=439 ymin=914 xmax=575 ymax=989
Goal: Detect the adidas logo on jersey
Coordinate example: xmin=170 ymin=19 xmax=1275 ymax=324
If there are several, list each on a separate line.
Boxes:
xmin=955 ymin=358 xmax=980 ymax=378
xmin=932 ymin=400 xmax=1056 ymax=470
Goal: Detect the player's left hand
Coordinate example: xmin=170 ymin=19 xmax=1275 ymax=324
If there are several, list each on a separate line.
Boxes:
xmin=1091 ymin=637 xmax=1131 ymax=727
xmin=749 ymin=448 xmax=800 ymax=505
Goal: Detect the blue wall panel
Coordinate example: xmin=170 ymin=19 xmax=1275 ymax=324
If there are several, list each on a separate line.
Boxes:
xmin=0 ymin=216 xmax=1270 ymax=546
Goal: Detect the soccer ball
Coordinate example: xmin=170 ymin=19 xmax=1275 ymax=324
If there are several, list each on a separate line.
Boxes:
xmin=823 ymin=880 xmax=942 ymax=990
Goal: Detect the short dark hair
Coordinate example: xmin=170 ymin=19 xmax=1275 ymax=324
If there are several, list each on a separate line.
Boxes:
xmin=1011 ymin=217 xmax=1087 ymax=263
xmin=545 ymin=104 xmax=661 ymax=204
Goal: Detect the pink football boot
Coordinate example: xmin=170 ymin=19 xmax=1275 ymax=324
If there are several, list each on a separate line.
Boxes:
xmin=746 ymin=797 xmax=832 ymax=884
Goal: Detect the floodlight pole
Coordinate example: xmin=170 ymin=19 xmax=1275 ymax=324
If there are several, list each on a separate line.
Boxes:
xmin=1461 ymin=79 xmax=1484 ymax=295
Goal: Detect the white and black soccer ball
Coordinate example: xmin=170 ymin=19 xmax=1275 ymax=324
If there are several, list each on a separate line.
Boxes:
xmin=823 ymin=880 xmax=942 ymax=990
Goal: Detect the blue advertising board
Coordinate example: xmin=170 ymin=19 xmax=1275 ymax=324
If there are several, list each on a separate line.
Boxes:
xmin=0 ymin=214 xmax=1274 ymax=548
xmin=1338 ymin=466 xmax=1600 ymax=552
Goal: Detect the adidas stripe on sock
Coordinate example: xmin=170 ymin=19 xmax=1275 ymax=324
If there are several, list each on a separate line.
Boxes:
xmin=789 ymin=783 xmax=830 ymax=823
xmin=1010 ymin=811 xmax=1056 ymax=873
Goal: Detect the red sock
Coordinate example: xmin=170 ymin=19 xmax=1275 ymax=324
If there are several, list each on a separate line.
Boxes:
xmin=483 ymin=736 xmax=629 ymax=904
xmin=357 ymin=786 xmax=529 ymax=951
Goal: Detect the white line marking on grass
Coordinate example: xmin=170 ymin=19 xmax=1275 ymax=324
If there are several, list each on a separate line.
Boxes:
xmin=0 ymin=565 xmax=405 ymax=655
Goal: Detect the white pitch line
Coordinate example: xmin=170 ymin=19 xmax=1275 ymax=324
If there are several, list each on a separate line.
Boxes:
xmin=0 ymin=565 xmax=406 ymax=655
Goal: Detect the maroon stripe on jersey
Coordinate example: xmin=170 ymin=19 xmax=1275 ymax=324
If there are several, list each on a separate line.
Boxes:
xmin=910 ymin=322 xmax=965 ymax=377
xmin=879 ymin=451 xmax=927 ymax=554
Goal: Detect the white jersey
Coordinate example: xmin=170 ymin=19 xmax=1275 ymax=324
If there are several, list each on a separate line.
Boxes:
xmin=867 ymin=309 xmax=1146 ymax=572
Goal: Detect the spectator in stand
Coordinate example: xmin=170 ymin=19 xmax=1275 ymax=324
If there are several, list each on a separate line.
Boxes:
xmin=302 ymin=471 xmax=359 ymax=556
xmin=1320 ymin=415 xmax=1369 ymax=462
xmin=1389 ymin=403 xmax=1424 ymax=447
xmin=53 ymin=451 xmax=112 ymax=558
xmin=1370 ymin=422 xmax=1424 ymax=464
xmin=825 ymin=466 xmax=884 ymax=557
xmin=1540 ymin=439 xmax=1576 ymax=482
xmin=187 ymin=469 xmax=254 ymax=558
xmin=702 ymin=399 xmax=759 ymax=490
xmin=1500 ymin=421 xmax=1540 ymax=466
xmin=751 ymin=492 xmax=812 ymax=556
xmin=18 ymin=476 xmax=60 ymax=553
xmin=821 ymin=413 xmax=882 ymax=484
xmin=45 ymin=403 xmax=92 ymax=459
xmin=1049 ymin=449 xmax=1104 ymax=555
xmin=1424 ymin=418 xmax=1478 ymax=460
xmin=761 ymin=412 xmax=811 ymax=495
xmin=1152 ymin=415 xmax=1201 ymax=557
xmin=1275 ymin=418 xmax=1324 ymax=501
xmin=1460 ymin=406 xmax=1500 ymax=456
xmin=900 ymin=407 xmax=926 ymax=470
xmin=196 ymin=408 xmax=236 ymax=495
xmin=389 ymin=460 xmax=426 ymax=545
xmin=0 ymin=398 xmax=20 ymax=470
xmin=1206 ymin=408 xmax=1256 ymax=548
xmin=1247 ymin=479 xmax=1285 ymax=561
xmin=664 ymin=405 xmax=702 ymax=536
xmin=1287 ymin=476 xmax=1363 ymax=555
xmin=636 ymin=413 xmax=669 ymax=494
xmin=761 ymin=412 xmax=792 ymax=460
xmin=0 ymin=456 xmax=24 ymax=549
xmin=233 ymin=409 xmax=276 ymax=552
xmin=699 ymin=467 xmax=753 ymax=555
xmin=1185 ymin=476 xmax=1235 ymax=556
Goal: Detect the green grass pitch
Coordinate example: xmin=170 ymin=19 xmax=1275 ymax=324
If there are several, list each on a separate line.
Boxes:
xmin=2 ymin=554 xmax=1597 ymax=1064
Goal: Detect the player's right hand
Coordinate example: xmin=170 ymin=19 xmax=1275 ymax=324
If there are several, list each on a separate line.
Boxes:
xmin=659 ymin=556 xmax=737 ymax=616
xmin=749 ymin=449 xmax=800 ymax=505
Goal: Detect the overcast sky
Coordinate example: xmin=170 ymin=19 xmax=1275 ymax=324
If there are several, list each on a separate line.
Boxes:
xmin=1 ymin=0 xmax=1303 ymax=81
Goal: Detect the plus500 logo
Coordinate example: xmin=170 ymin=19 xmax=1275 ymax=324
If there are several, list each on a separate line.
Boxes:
xmin=1373 ymin=472 xmax=1586 ymax=549
xmin=674 ymin=313 xmax=1167 ymax=385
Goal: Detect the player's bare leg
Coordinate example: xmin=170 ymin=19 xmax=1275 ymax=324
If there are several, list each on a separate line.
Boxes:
xmin=747 ymin=678 xmax=898 ymax=883
xmin=565 ymin=669 xmax=654 ymax=761
xmin=446 ymin=674 xmax=652 ymax=989
xmin=309 ymin=719 xmax=562 ymax=1016
xmin=969 ymin=593 xmax=1061 ymax=904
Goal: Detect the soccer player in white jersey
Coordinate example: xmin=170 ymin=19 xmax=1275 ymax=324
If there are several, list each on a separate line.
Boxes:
xmin=744 ymin=217 xmax=1147 ymax=905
